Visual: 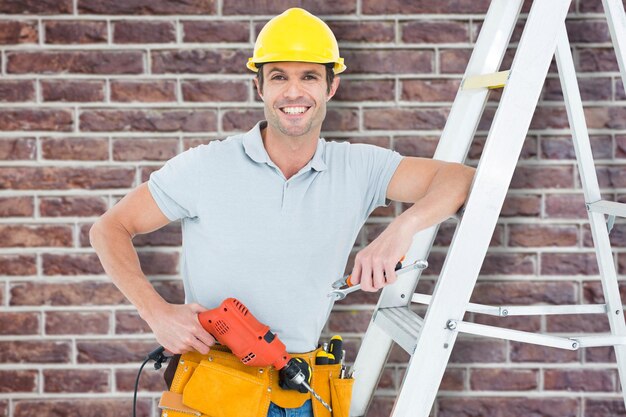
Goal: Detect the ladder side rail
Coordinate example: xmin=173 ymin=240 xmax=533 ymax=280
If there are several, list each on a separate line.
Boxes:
xmin=391 ymin=2 xmax=572 ymax=416
xmin=601 ymin=0 xmax=626 ymax=98
xmin=555 ymin=27 xmax=626 ymax=409
xmin=349 ymin=1 xmax=525 ymax=414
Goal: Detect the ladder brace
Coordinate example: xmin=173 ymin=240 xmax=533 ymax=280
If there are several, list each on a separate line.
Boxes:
xmin=448 ymin=320 xmax=626 ymax=350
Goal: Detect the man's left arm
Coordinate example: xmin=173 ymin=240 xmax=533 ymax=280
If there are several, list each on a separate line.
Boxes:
xmin=350 ymin=157 xmax=475 ymax=291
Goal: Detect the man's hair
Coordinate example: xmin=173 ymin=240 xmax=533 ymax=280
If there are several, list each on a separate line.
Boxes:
xmin=255 ymin=63 xmax=336 ymax=94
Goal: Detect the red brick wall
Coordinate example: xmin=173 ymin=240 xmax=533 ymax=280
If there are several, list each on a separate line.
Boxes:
xmin=1 ymin=0 xmax=626 ymax=416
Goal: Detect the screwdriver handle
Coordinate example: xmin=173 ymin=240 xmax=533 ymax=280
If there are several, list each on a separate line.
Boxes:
xmin=327 ymin=335 xmax=343 ymax=365
xmin=345 ymin=256 xmax=405 ymax=287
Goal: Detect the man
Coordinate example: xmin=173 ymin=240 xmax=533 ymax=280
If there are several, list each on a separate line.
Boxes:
xmin=90 ymin=7 xmax=474 ymax=417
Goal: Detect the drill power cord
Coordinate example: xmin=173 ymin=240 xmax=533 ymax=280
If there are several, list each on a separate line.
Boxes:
xmin=133 ymin=346 xmax=169 ymax=417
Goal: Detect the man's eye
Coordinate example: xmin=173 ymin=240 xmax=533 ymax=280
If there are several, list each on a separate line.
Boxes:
xmin=271 ymin=75 xmax=286 ymax=80
xmin=304 ymin=75 xmax=317 ymax=80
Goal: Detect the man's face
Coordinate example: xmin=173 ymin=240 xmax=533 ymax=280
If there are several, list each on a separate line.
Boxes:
xmin=255 ymin=62 xmax=339 ymax=139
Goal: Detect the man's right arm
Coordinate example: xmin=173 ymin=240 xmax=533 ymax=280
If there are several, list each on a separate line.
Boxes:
xmin=89 ymin=182 xmax=214 ymax=354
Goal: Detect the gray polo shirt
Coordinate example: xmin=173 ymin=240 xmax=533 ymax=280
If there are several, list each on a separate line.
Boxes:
xmin=148 ymin=121 xmax=402 ymax=352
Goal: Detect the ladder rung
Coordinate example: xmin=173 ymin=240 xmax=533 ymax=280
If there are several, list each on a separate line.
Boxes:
xmin=374 ymin=307 xmax=424 ymax=354
xmin=462 ymin=70 xmax=510 ymax=90
xmin=587 ymin=200 xmax=626 ymax=218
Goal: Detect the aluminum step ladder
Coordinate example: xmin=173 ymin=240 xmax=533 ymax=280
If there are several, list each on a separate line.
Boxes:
xmin=349 ymin=0 xmax=626 ymax=415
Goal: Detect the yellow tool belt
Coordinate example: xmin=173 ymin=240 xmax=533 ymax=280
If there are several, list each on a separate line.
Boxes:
xmin=158 ymin=345 xmax=354 ymax=417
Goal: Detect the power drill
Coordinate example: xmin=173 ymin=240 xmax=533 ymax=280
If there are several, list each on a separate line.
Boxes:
xmin=197 ymin=298 xmax=332 ymax=412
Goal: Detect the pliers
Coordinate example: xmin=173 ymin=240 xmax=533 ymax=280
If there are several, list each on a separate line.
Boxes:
xmin=327 ymin=259 xmax=429 ymax=301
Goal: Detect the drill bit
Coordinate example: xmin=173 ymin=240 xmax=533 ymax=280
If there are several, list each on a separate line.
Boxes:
xmin=300 ymin=380 xmax=332 ymax=412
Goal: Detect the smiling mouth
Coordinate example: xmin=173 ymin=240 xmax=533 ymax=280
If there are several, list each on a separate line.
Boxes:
xmin=279 ymin=106 xmax=311 ymax=115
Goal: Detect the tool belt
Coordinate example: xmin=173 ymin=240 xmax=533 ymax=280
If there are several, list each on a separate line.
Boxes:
xmin=158 ymin=345 xmax=354 ymax=417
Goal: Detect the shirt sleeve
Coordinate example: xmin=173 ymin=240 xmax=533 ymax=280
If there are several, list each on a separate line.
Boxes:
xmin=147 ymin=145 xmax=205 ymax=221
xmin=349 ymin=144 xmax=403 ymax=221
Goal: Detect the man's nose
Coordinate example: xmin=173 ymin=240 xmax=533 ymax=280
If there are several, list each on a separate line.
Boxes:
xmin=283 ymin=79 xmax=305 ymax=98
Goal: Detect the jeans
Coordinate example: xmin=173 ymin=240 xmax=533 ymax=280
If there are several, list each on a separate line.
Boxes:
xmin=267 ymin=399 xmax=313 ymax=417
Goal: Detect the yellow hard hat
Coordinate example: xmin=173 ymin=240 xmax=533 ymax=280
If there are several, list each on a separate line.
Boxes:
xmin=247 ymin=8 xmax=346 ymax=74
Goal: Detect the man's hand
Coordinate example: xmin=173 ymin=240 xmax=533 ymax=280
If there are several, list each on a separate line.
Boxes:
xmin=142 ymin=302 xmax=216 ymax=354
xmin=349 ymin=217 xmax=415 ymax=292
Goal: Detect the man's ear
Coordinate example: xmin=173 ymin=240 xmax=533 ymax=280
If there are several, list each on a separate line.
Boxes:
xmin=327 ymin=76 xmax=340 ymax=101
xmin=253 ymin=77 xmax=263 ymax=100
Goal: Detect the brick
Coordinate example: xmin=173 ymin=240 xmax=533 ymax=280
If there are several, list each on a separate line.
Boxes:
xmin=471 ymin=281 xmax=576 ymax=305
xmin=364 ymin=108 xmax=448 ymax=130
xmin=140 ymin=166 xmax=161 ymax=182
xmin=375 ymin=367 xmax=395 ymax=389
xmin=617 ymin=79 xmax=625 ymax=100
xmin=543 ymin=77 xmax=613 ymax=101
xmin=585 ymin=399 xmax=626 ymax=417
xmin=43 ymin=369 xmax=109 ymax=393
xmin=470 ymin=368 xmax=538 ymax=391
xmin=583 ymin=223 xmax=626 ymax=248
xmin=7 ymin=51 xmax=143 ymax=74
xmin=115 ymin=311 xmax=151 ymax=334
xmin=440 ymin=49 xmax=470 ymax=74
xmin=137 ymin=251 xmax=179 ymax=275
xmin=222 ymin=109 xmax=265 ymax=132
xmin=586 ymin=347 xmax=615 ymax=363
xmin=510 ymin=166 xmax=573 ymax=189
xmin=0 ymin=341 xmax=71 ymax=363
xmin=434 ymin=222 xmax=502 ymax=247
xmin=542 ymin=135 xmax=612 ymax=159
xmin=0 ymin=109 xmax=72 ymax=131
xmin=402 ymin=20 xmax=469 ymax=43
xmin=0 ymin=224 xmax=72 ymax=248
xmin=529 ymin=107 xmax=570 ymax=129
xmin=401 ymin=79 xmax=459 ymax=102
xmin=438 ymin=397 xmax=578 ymax=417
xmin=616 ymin=135 xmax=626 ymax=158
xmin=393 ymin=136 xmax=438 ymax=158
xmin=152 ymin=49 xmax=249 ymax=74
xmin=566 ymin=19 xmax=610 ymax=43
xmin=113 ymin=138 xmax=178 ymax=161
xmin=469 ymin=135 xmax=537 ymax=160
xmin=0 ymin=167 xmax=134 ymax=190
xmin=14 ymin=399 xmax=150 ymax=417
xmin=0 ymin=80 xmax=35 ymax=101
xmin=45 ymin=20 xmax=107 ymax=44
xmin=450 ymin=339 xmax=506 ymax=363
xmin=182 ymin=80 xmax=248 ymax=102
xmin=182 ymin=20 xmax=249 ymax=42
xmin=40 ymin=196 xmax=107 ymax=217
xmin=327 ymin=310 xmax=373 ymax=333
xmin=43 ymin=253 xmax=104 ymax=275
xmin=111 ymin=80 xmax=176 ymax=102
xmin=508 ymin=224 xmax=578 ymax=247
xmin=541 ymin=252 xmax=598 ymax=275
xmin=583 ymin=281 xmax=626 ymax=304
xmin=545 ymin=194 xmax=587 ymax=219
xmin=363 ymin=0 xmax=489 ymax=13
xmin=41 ymin=137 xmax=108 ymax=160
xmin=501 ymin=194 xmax=541 ymax=217
xmin=579 ymin=48 xmax=619 ymax=72
xmin=341 ymin=49 xmax=433 ymax=74
xmin=322 ymin=108 xmax=359 ymax=132
xmin=77 ymin=340 xmax=157 ymax=363
xmin=0 ymin=197 xmax=33 ymax=217
xmin=479 ymin=253 xmax=536 ymax=275
xmin=545 ymin=369 xmax=614 ymax=392
xmin=10 ymin=281 xmax=128 ymax=306
xmin=0 ymin=254 xmax=36 ymax=275
xmin=80 ymin=109 xmax=217 ymax=132
xmin=113 ymin=21 xmax=175 ymax=43
xmin=329 ymin=20 xmax=394 ymax=43
xmin=0 ymin=0 xmax=72 ymax=14
xmin=0 ymin=312 xmax=39 ymax=335
xmin=115 ymin=368 xmax=165 ymax=391
xmin=46 ymin=311 xmax=110 ymax=335
xmin=597 ymin=166 xmax=626 ymax=188
xmin=584 ymin=107 xmax=626 ymax=129
xmin=0 ymin=21 xmax=38 ymax=44
xmin=0 ymin=370 xmax=37 ymax=393
xmin=223 ymin=0 xmax=355 ymax=15
xmin=546 ymin=313 xmax=609 ymax=333
xmin=511 ymin=342 xmax=580 ymax=363
xmin=334 ymin=79 xmax=394 ymax=102
xmin=0 ymin=138 xmax=36 ymax=160
xmin=440 ymin=368 xmax=465 ymax=391
xmin=41 ymin=80 xmax=105 ymax=102
xmin=366 ymin=397 xmax=394 ymax=417
xmin=79 ymin=0 xmax=215 ymax=14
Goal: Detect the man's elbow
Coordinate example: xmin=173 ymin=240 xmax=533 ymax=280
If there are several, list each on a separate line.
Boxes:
xmin=455 ymin=164 xmax=476 ymax=207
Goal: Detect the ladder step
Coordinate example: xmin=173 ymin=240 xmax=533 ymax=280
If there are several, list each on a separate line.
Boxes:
xmin=462 ymin=70 xmax=510 ymax=90
xmin=374 ymin=307 xmax=424 ymax=354
xmin=587 ymin=200 xmax=626 ymax=217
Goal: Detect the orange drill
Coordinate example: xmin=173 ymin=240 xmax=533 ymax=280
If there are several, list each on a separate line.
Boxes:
xmin=197 ymin=298 xmax=331 ymax=412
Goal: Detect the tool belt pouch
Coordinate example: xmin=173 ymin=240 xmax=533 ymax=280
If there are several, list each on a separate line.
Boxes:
xmin=310 ymin=363 xmax=354 ymax=417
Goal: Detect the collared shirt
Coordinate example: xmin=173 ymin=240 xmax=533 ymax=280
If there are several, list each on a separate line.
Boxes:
xmin=148 ymin=121 xmax=402 ymax=352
